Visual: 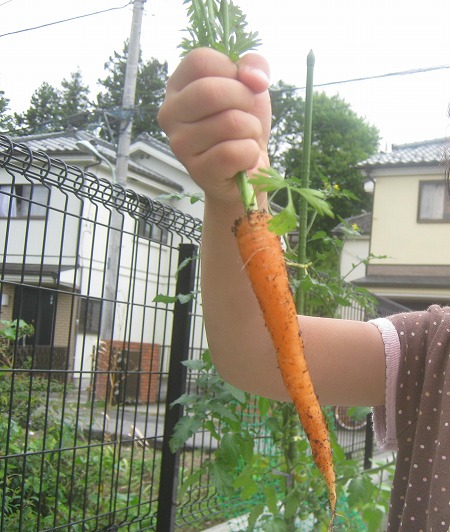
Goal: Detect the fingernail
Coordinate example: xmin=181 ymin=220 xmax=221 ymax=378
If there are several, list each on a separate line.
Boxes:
xmin=251 ymin=68 xmax=270 ymax=85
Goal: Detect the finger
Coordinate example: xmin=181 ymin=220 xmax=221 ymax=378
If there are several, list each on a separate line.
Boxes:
xmin=237 ymin=54 xmax=272 ymax=148
xmin=237 ymin=53 xmax=271 ymax=93
xmin=167 ymin=48 xmax=238 ymax=93
xmin=169 ymin=109 xmax=263 ymax=159
xmin=187 ymin=139 xmax=262 ymax=188
xmin=171 ymin=77 xmax=258 ymax=124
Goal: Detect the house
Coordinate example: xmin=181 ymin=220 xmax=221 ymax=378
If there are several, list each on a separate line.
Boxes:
xmin=332 ymin=210 xmax=372 ymax=283
xmin=0 ymin=129 xmax=203 ymax=393
xmin=337 ymin=138 xmax=450 ymax=313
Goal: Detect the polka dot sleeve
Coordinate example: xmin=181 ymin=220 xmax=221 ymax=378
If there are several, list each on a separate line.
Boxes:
xmin=384 ymin=306 xmax=450 ymax=530
xmin=369 ymin=317 xmax=401 ymax=450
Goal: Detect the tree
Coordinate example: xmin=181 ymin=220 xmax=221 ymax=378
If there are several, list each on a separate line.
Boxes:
xmin=0 ymin=91 xmax=13 ymax=132
xmin=14 ymin=82 xmax=62 ymax=135
xmin=60 ymin=70 xmax=93 ymax=129
xmin=269 ymin=82 xmax=379 ymax=226
xmin=97 ymin=40 xmax=168 ymax=142
xmin=13 ymin=71 xmax=93 ymax=136
xmin=133 ymin=57 xmax=168 ymax=140
xmin=9 ymin=42 xmax=166 ymax=140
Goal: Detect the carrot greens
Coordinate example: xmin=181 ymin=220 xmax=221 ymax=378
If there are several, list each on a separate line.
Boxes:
xmin=179 ymin=0 xmax=261 ymax=61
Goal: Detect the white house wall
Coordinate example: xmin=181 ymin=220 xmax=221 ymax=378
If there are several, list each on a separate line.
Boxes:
xmin=0 ymin=173 xmax=82 ymax=268
xmin=370 ymin=166 xmax=450 ymax=266
xmin=339 ymin=237 xmax=370 ymax=282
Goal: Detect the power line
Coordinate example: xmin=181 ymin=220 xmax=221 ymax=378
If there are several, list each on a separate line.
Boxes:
xmin=0 ymin=0 xmax=14 ymax=8
xmin=4 ymin=60 xmax=448 ymax=136
xmin=272 ymin=64 xmax=450 ymax=92
xmin=0 ymin=2 xmax=133 ymax=38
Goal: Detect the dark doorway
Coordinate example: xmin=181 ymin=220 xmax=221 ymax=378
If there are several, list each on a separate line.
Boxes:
xmin=13 ymin=285 xmax=55 ymax=345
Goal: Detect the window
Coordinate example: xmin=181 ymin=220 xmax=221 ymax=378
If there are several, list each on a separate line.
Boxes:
xmin=0 ymin=184 xmax=49 ymax=218
xmin=135 ymin=202 xmax=169 ymax=244
xmin=137 ymin=220 xmax=168 ymax=243
xmin=418 ymin=181 xmax=450 ymax=222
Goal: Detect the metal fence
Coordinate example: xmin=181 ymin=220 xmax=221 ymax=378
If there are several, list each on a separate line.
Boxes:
xmin=0 ymin=134 xmax=375 ymax=531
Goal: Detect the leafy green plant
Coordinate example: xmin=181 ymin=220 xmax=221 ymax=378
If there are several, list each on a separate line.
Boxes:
xmin=172 ymin=351 xmax=394 ymax=530
xmin=0 ymin=319 xmax=67 ymax=430
xmin=0 ymin=318 xmax=34 ymax=367
xmin=179 ymin=0 xmax=261 ymax=62
xmin=0 ymin=416 xmax=160 ymax=531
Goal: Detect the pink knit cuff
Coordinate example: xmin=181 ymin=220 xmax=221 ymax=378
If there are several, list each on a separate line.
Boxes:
xmin=368 ymin=317 xmax=401 ymax=451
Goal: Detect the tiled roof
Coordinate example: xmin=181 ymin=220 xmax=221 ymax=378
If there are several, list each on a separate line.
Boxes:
xmin=361 ymin=138 xmax=447 ymax=168
xmin=13 ymin=129 xmax=95 ymax=154
xmin=11 ymin=130 xmax=182 ymax=191
xmin=135 ymin=132 xmax=174 ymax=158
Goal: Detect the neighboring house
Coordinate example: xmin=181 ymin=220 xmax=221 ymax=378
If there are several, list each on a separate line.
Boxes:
xmin=337 ymin=138 xmax=450 ymax=313
xmin=332 ymin=211 xmax=372 ymax=283
xmin=0 ymin=129 xmax=203 ymax=390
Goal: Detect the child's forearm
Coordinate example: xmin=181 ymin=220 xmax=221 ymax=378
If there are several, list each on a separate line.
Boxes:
xmin=200 ymin=194 xmax=292 ymax=400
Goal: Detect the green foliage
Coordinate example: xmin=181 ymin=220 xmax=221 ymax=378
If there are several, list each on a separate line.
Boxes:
xmin=14 ymin=82 xmax=63 ymax=134
xmin=0 ymin=417 xmax=158 ymax=531
xmin=269 ymin=83 xmax=380 ymax=238
xmin=172 ymin=353 xmax=394 ymax=530
xmin=8 ymin=41 xmax=167 ymax=141
xmin=250 ymin=167 xmax=334 ymax=235
xmin=13 ymin=71 xmax=93 ymax=136
xmin=0 ymin=373 xmax=64 ymax=430
xmin=170 ymin=351 xmax=247 ymax=455
xmin=0 ymin=319 xmax=35 ymax=367
xmin=60 ymin=69 xmax=93 ymax=129
xmin=0 ymin=90 xmax=13 ymax=132
xmin=0 ymin=319 xmax=66 ymax=430
xmin=97 ymin=40 xmax=168 ymax=142
xmin=0 ymin=319 xmax=34 ymax=343
xmin=153 ymin=292 xmax=198 ymax=305
xmin=0 ymin=332 xmax=159 ymax=530
xmin=179 ymin=0 xmax=261 ymax=61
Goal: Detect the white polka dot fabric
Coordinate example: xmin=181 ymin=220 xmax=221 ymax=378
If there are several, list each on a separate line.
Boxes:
xmin=386 ymin=305 xmax=450 ymax=530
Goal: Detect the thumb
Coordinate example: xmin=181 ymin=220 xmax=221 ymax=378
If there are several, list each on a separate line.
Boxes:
xmin=237 ymin=53 xmax=270 ymax=93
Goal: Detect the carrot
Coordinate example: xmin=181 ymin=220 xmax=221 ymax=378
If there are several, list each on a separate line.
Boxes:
xmin=234 ymin=210 xmax=336 ymax=524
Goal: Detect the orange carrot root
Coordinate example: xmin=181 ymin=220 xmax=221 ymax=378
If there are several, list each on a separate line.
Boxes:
xmin=234 ymin=210 xmax=336 ymax=522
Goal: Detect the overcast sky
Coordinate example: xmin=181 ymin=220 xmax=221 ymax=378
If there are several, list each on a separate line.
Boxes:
xmin=1 ymin=0 xmax=449 ymax=149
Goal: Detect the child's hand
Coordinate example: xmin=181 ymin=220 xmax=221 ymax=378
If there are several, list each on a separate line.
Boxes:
xmin=158 ymin=47 xmax=271 ymax=206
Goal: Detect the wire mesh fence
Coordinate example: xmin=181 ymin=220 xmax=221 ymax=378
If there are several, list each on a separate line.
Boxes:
xmin=0 ymin=134 xmax=377 ymax=531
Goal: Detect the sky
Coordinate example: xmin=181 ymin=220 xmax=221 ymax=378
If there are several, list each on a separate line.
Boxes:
xmin=1 ymin=0 xmax=450 ymax=150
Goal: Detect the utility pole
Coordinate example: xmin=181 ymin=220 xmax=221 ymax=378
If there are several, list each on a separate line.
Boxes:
xmin=115 ymin=0 xmax=146 ymax=187
xmin=102 ymin=0 xmax=146 ymax=343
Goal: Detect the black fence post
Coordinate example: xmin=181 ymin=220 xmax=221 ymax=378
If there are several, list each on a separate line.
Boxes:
xmin=156 ymin=243 xmax=198 ymax=532
xmin=363 ymin=412 xmax=374 ymax=469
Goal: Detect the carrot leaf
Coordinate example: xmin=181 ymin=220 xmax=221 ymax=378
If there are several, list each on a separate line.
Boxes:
xmin=267 ymin=191 xmax=297 ymax=235
xmin=179 ymin=0 xmax=261 ymax=61
xmin=298 ymin=188 xmax=334 ymax=218
xmin=250 ymin=167 xmax=334 ymax=230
